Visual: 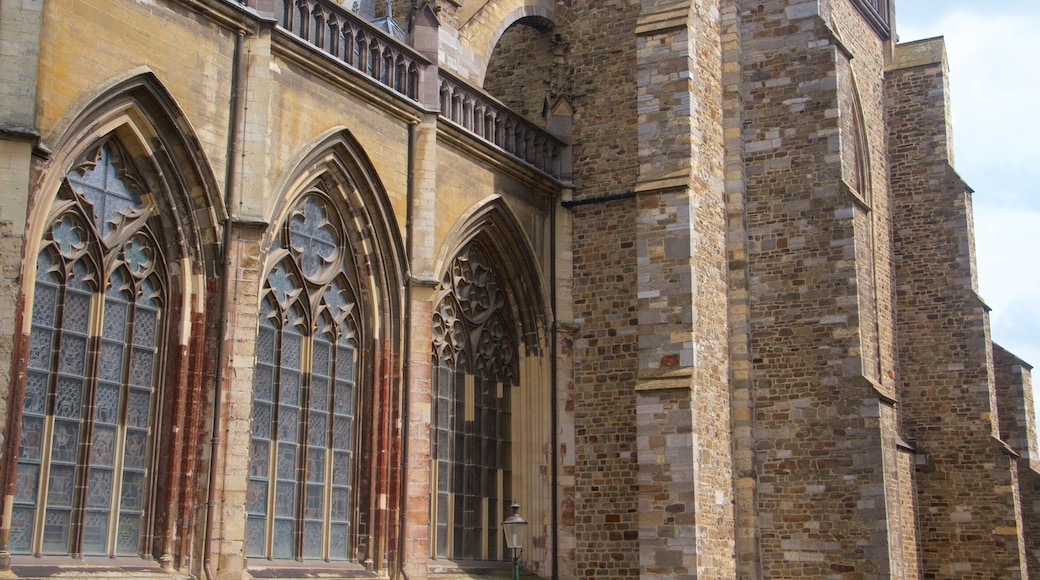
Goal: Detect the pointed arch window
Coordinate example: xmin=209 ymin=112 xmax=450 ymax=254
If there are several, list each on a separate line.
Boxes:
xmin=431 ymin=242 xmax=518 ymax=560
xmin=14 ymin=141 xmax=166 ymax=557
xmin=247 ymin=194 xmax=361 ymax=562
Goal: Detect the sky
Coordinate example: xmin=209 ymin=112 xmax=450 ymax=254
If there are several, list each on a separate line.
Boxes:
xmin=896 ymin=1 xmax=1040 ymax=408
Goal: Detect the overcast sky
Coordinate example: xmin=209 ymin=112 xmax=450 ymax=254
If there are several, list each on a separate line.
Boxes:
xmin=896 ymin=2 xmax=1040 ymax=385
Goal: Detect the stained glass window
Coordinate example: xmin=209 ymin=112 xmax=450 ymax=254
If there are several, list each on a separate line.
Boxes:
xmin=15 ymin=140 xmax=165 ymax=557
xmin=248 ymin=193 xmax=360 ymax=562
xmin=431 ymin=242 xmax=517 ymax=560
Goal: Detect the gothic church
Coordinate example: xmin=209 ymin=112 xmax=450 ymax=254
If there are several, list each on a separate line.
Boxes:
xmin=0 ymin=0 xmax=1036 ymax=577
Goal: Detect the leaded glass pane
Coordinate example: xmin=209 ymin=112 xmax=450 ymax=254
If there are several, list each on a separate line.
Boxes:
xmin=278 ymin=408 xmax=299 ymax=442
xmin=120 ymin=471 xmax=144 ymax=510
xmin=257 ymin=326 xmax=276 ymax=364
xmin=281 ymin=372 xmax=300 ymax=407
xmin=123 ymin=429 xmax=148 ymax=469
xmin=311 ymin=377 xmax=329 ymax=413
xmin=82 ymin=511 xmax=110 ymax=555
xmin=268 ymin=262 xmax=297 ymax=306
xmin=92 ymin=425 xmax=117 ymax=467
xmin=304 ymin=484 xmax=323 ymax=519
xmin=276 ymin=445 xmax=297 ymax=480
xmin=50 ymin=420 xmax=80 ymax=463
xmin=19 ymin=415 xmax=45 ymax=460
xmin=331 ymin=487 xmax=349 ymax=520
xmin=134 ymin=308 xmax=158 ymax=347
xmin=335 ymin=346 xmax=354 ymax=381
xmin=334 ymin=384 xmax=353 ymax=417
xmin=129 ymin=348 xmax=154 ymax=387
xmin=86 ymin=468 xmax=113 ymax=508
xmin=58 ymin=334 xmax=87 ymax=375
xmin=14 ymin=464 xmax=39 ymax=503
xmin=95 ymin=383 xmax=120 ymax=424
xmin=283 ymin=332 xmax=302 ymax=371
xmin=312 ymin=340 xmax=330 ymax=378
xmin=124 ymin=236 xmax=152 ymax=277
xmin=246 ymin=516 xmax=267 ymax=557
xmin=103 ymin=293 xmax=129 ymax=340
xmin=333 ymin=416 xmax=352 ymax=449
xmin=252 ymin=402 xmax=273 ymax=440
xmin=289 ymin=197 xmax=339 ymax=279
xmin=254 ymin=365 xmax=274 ymax=401
xmin=28 ymin=327 xmax=54 ymax=372
xmin=329 ymin=523 xmax=348 ymax=561
xmin=274 ymin=483 xmax=295 ymax=518
xmin=42 ymin=509 xmax=71 ymax=553
xmin=332 ymin=452 xmax=351 ymax=486
xmin=272 ymin=520 xmax=293 ymax=559
xmin=64 ymin=288 xmax=91 ymax=335
xmin=52 ymin=216 xmax=85 ymax=257
xmin=99 ymin=342 xmax=124 ymax=383
xmin=250 ymin=440 xmax=270 ymax=478
xmin=127 ymin=388 xmax=151 ymax=428
xmin=43 ymin=484 xmax=72 ymax=521
xmin=309 ymin=412 xmax=327 ymax=448
xmin=32 ymin=283 xmax=58 ymax=327
xmin=23 ymin=371 xmax=47 ymax=415
xmin=247 ymin=480 xmax=268 ymax=515
xmin=68 ymin=143 xmax=144 ymax=238
xmin=306 ymin=450 xmax=325 ymax=482
xmin=9 ymin=508 xmax=35 ymax=553
xmin=116 ymin=513 xmax=141 ymax=555
xmin=303 ymin=520 xmax=323 ymax=559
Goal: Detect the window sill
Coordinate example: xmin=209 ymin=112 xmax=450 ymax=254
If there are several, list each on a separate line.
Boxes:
xmin=8 ymin=555 xmax=186 ymax=578
xmin=246 ymin=560 xmax=375 ymax=578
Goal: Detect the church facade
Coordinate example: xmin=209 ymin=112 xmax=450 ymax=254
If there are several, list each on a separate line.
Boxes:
xmin=0 ymin=0 xmax=1036 ymax=577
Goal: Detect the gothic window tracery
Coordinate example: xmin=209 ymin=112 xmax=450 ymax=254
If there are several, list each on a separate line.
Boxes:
xmin=431 ymin=241 xmax=518 ymax=561
xmin=15 ymin=140 xmax=166 ymax=557
xmin=247 ymin=192 xmax=361 ymax=562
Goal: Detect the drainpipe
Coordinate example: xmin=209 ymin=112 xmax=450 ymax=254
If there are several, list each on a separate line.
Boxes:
xmin=549 ymin=192 xmax=559 ymax=580
xmin=396 ymin=120 xmax=417 ymax=580
xmin=204 ymin=29 xmax=246 ymax=580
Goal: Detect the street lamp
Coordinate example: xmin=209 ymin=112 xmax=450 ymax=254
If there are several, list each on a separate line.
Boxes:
xmin=502 ymin=502 xmax=528 ymax=580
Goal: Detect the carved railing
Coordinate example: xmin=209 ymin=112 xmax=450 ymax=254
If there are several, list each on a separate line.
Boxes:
xmin=438 ymin=72 xmax=563 ymax=178
xmin=266 ymin=0 xmax=566 ymax=179
xmin=275 ymin=0 xmax=425 ymax=101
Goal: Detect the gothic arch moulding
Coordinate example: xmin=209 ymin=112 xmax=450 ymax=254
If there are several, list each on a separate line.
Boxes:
xmin=263 ymin=127 xmax=407 ymax=328
xmin=30 ymin=71 xmax=223 ymax=277
xmin=457 ymin=0 xmax=556 ymax=86
xmin=244 ymin=128 xmax=406 ymax=566
xmin=435 ymin=196 xmax=550 ymax=355
xmin=4 ymin=72 xmax=223 ymax=562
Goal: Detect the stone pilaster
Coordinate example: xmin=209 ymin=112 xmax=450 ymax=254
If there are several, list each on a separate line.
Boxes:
xmin=634 ymin=1 xmax=734 ymax=576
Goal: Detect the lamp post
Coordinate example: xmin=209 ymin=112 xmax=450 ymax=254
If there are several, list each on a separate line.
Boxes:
xmin=502 ymin=502 xmax=528 ymax=580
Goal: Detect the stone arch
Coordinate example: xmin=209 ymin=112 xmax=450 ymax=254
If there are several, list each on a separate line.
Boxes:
xmin=429 ymin=196 xmax=553 ymax=570
xmin=457 ymin=0 xmax=556 ymax=86
xmin=436 ymin=196 xmax=550 ymax=352
xmin=264 ymin=127 xmax=407 ymax=331
xmin=31 ymin=71 xmax=223 ymax=277
xmin=5 ymin=72 xmax=222 ymax=561
xmin=245 ymin=128 xmax=406 ymax=565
